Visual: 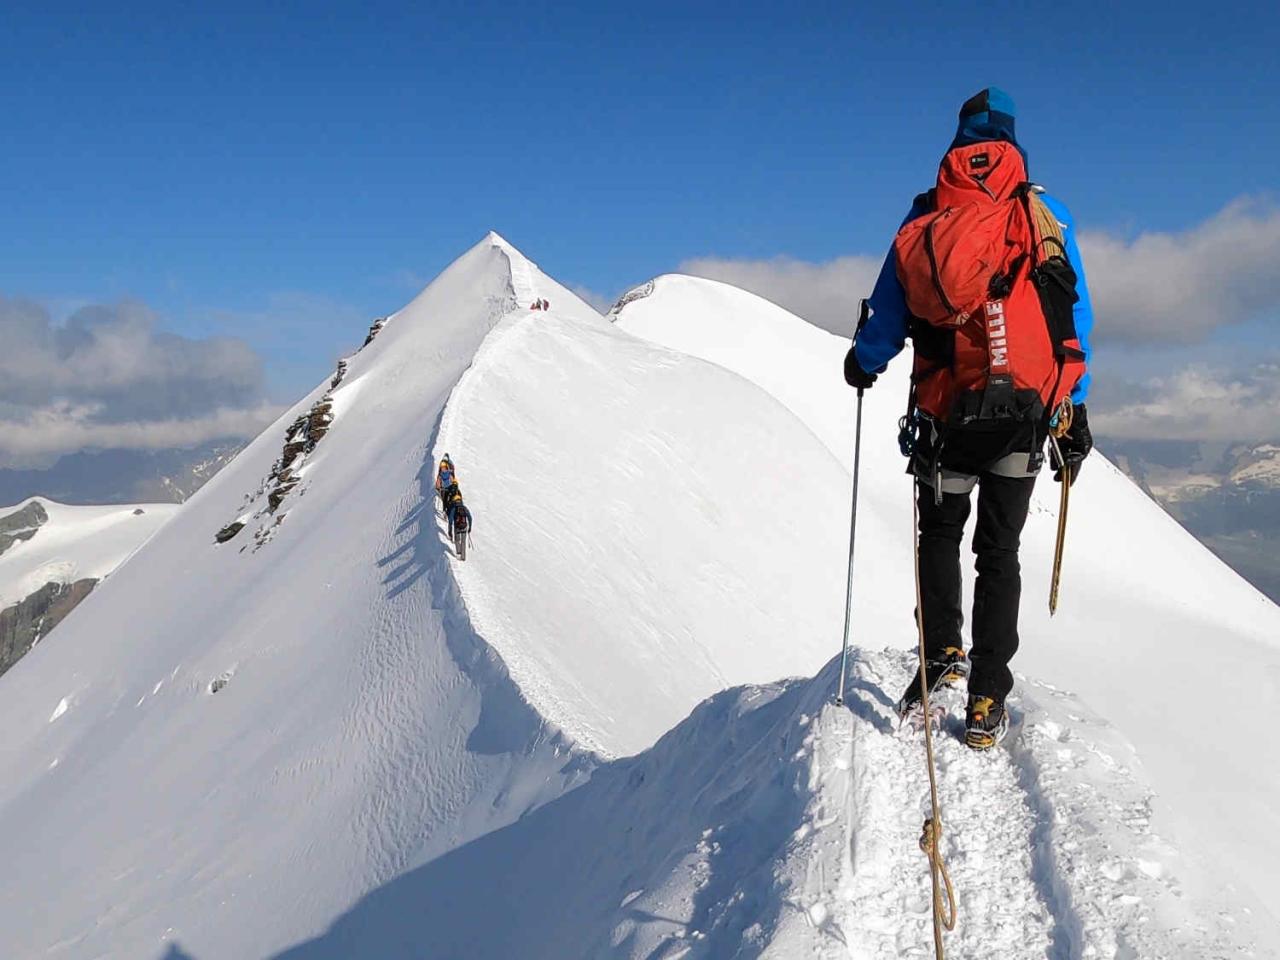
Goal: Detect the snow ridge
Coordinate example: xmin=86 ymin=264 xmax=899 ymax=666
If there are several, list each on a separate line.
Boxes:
xmin=0 ymin=234 xmax=604 ymax=959
xmin=274 ymin=649 xmax=1248 ymax=958
xmin=491 ymin=232 xmax=539 ymax=307
xmin=615 ymin=272 xmax=1280 ymax=934
xmin=431 ymin=299 xmax=850 ymax=757
xmin=820 ymin=651 xmax=1248 ymax=958
xmin=4 ymin=237 xmax=1277 ymax=957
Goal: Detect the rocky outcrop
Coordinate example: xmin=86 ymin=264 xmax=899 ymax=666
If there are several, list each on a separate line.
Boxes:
xmin=330 ymin=359 xmax=348 ymax=390
xmin=362 ymin=316 xmax=388 ymax=347
xmin=606 ymin=280 xmax=655 ymax=320
xmin=0 ymin=578 xmax=97 ymax=678
xmin=215 ymin=356 xmax=345 ymax=546
xmin=0 ymin=501 xmax=48 ymax=557
xmin=264 ymin=394 xmax=335 ymax=514
xmin=214 ymin=520 xmax=245 ymax=543
xmin=213 ymin=309 xmax=395 ymax=547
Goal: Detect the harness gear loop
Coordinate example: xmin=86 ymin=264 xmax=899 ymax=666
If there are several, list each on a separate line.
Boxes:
xmin=1049 ymin=396 xmax=1073 ymax=439
xmin=912 ymin=489 xmax=958 ymax=957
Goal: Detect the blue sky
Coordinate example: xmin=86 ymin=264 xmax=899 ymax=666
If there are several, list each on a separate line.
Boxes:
xmin=2 ymin=0 xmax=1278 ymax=460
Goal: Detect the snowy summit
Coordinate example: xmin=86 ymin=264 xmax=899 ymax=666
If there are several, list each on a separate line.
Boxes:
xmin=0 ymin=233 xmax=1278 ymax=958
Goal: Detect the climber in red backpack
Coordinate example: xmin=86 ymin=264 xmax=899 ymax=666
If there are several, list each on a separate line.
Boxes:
xmin=844 ymin=88 xmax=1094 ymax=749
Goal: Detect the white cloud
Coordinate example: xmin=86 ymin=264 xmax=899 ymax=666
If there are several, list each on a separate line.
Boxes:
xmin=676 ymin=254 xmax=881 ymax=337
xmin=675 ymin=199 xmax=1280 ymax=346
xmin=0 ymin=298 xmax=263 ymax=414
xmin=0 ymin=297 xmax=276 ymax=468
xmin=1090 ymin=362 xmax=1280 ymax=443
xmin=1080 ymin=199 xmax=1280 ymax=342
xmin=0 ymin=400 xmax=282 ymax=468
xmin=673 ymin=200 xmax=1280 ymax=446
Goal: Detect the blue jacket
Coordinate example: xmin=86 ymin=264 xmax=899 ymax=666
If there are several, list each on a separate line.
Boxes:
xmin=853 ymin=191 xmax=1094 ymax=404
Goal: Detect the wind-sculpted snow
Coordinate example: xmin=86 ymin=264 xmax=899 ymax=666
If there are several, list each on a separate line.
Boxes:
xmin=433 ymin=304 xmax=849 ymax=756
xmin=275 ymin=649 xmax=1248 ymax=958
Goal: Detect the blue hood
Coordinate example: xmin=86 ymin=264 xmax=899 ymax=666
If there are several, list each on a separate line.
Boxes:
xmin=951 ymin=87 xmax=1027 ymax=167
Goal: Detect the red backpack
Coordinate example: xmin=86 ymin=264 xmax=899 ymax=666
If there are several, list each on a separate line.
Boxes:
xmin=893 ymin=140 xmax=1086 ymax=424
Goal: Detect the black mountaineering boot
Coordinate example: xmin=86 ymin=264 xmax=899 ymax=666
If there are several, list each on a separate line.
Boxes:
xmin=965 ymin=694 xmax=1010 ymax=750
xmin=896 ymin=646 xmax=969 ymax=721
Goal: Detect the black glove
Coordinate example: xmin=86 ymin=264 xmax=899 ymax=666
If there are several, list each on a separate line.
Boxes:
xmin=844 ymin=347 xmax=877 ymax=390
xmin=1053 ymin=403 xmax=1092 ymax=485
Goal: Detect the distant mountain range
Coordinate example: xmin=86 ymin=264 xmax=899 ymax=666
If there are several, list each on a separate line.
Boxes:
xmin=0 ymin=441 xmax=244 ymax=506
xmin=1104 ymin=438 xmax=1280 ymax=602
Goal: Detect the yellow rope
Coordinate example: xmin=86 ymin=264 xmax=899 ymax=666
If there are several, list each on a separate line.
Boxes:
xmin=1028 ymin=192 xmax=1067 ymax=260
xmin=912 ymin=490 xmax=957 ymax=958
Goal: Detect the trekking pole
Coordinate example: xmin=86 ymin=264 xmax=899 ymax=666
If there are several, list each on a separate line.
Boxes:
xmin=834 ymin=388 xmax=865 ymax=707
xmin=1047 ymin=399 xmax=1074 ymax=616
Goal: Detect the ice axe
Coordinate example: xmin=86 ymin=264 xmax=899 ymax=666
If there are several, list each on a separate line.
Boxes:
xmin=1047 ymin=398 xmax=1074 ymax=616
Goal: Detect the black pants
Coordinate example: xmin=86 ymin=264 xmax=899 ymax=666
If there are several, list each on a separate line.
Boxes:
xmin=916 ymin=473 xmax=1035 ymax=702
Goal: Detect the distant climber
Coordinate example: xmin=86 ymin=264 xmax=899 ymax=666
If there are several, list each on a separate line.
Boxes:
xmin=451 ymin=500 xmax=472 ymax=539
xmin=843 ymin=88 xmax=1095 ymax=749
xmin=435 ymin=455 xmax=457 ymax=495
xmin=440 ymin=480 xmax=466 ymax=537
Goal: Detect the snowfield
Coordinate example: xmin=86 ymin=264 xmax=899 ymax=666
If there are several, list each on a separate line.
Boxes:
xmin=0 ymin=498 xmax=178 ymax=608
xmin=0 ymin=236 xmax=1276 ymax=958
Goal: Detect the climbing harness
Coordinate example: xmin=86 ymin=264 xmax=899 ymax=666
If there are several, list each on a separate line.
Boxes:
xmin=912 ymin=487 xmax=957 ymax=958
xmin=1047 ymin=398 xmax=1073 ymax=616
xmin=834 ymin=388 xmax=865 ymax=707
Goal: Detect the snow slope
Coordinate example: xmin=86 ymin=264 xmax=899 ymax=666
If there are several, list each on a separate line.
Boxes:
xmin=0 ymin=235 xmax=599 ymax=959
xmin=433 ymin=303 xmax=849 ymax=757
xmin=0 ymin=498 xmax=177 ymax=608
xmin=2 ymin=239 xmax=1277 ymax=959
xmin=0 ymin=236 xmax=847 ymax=959
xmin=279 ymin=649 xmax=1247 ymax=959
xmin=616 ymin=273 xmax=1280 ymax=942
